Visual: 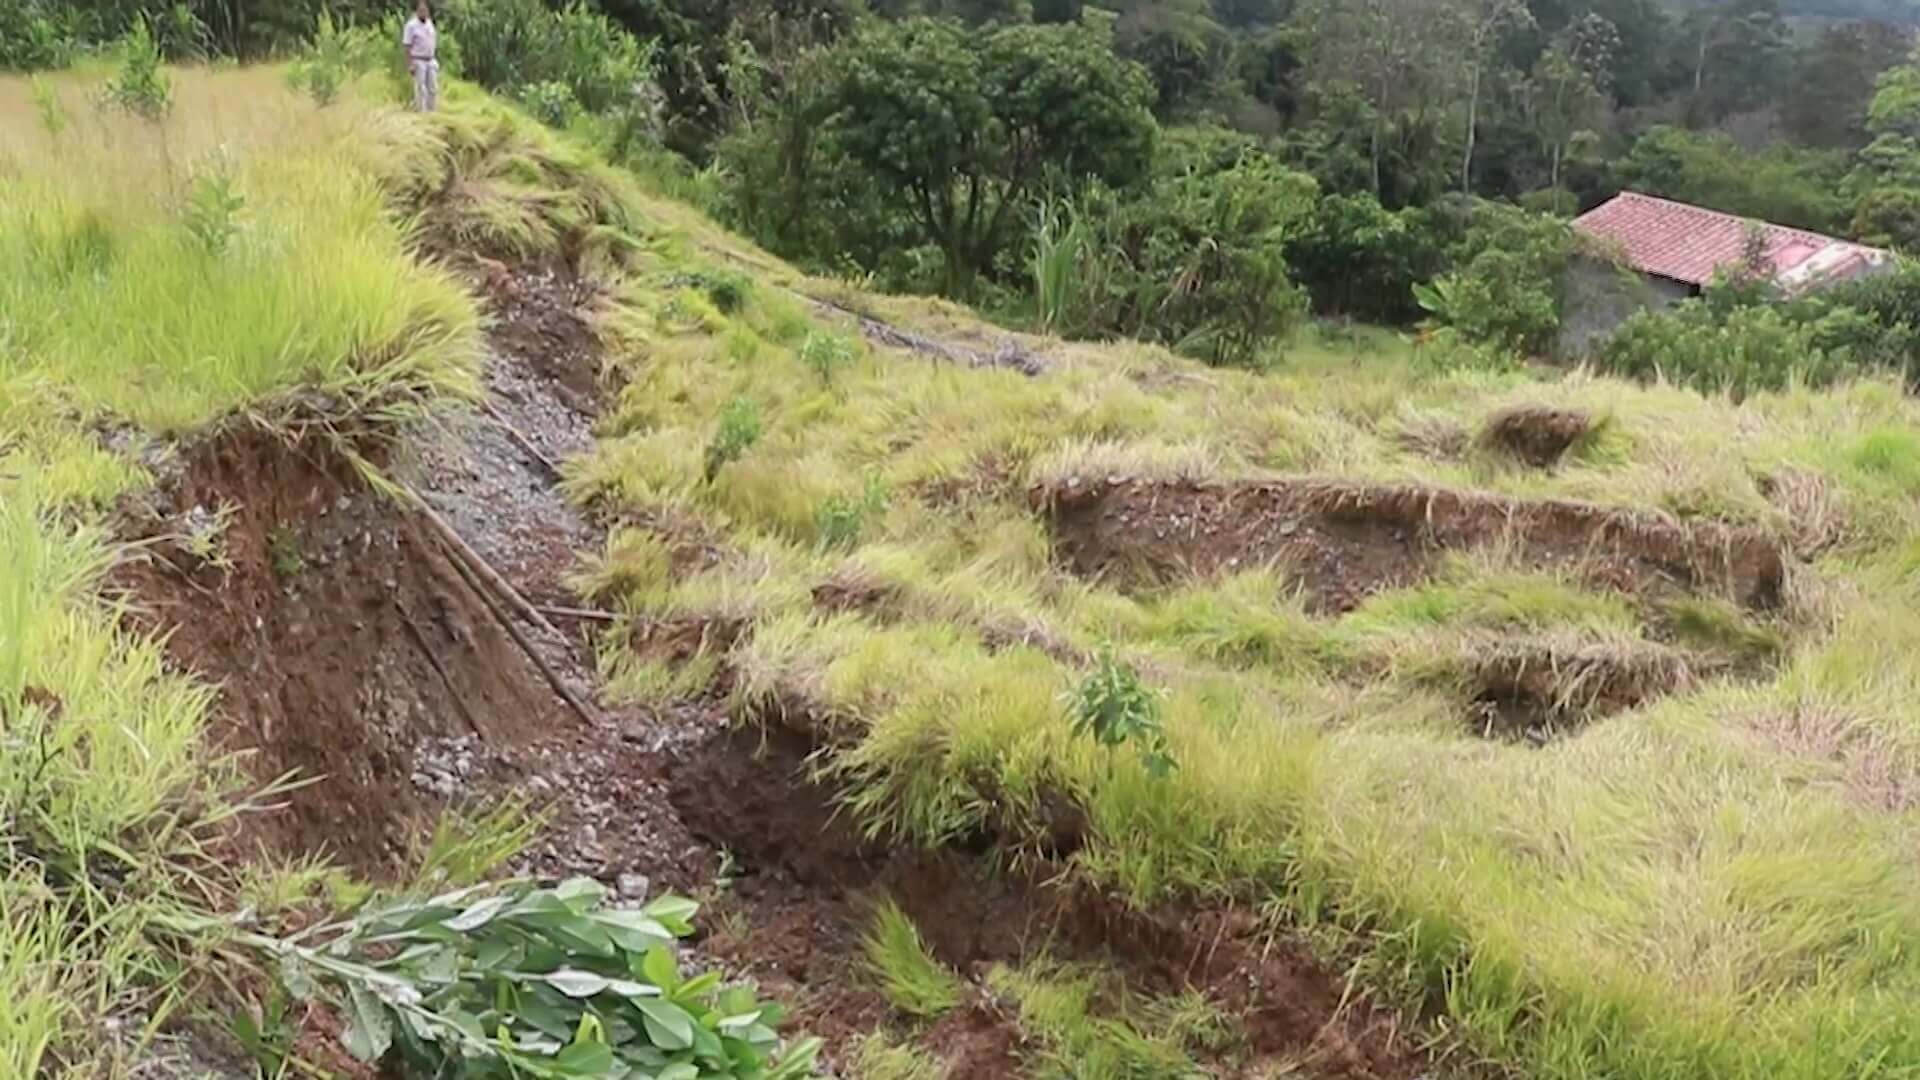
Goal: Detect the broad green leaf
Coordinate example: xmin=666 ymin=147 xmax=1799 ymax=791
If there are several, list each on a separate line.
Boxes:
xmin=507 ymin=890 xmax=576 ymax=919
xmin=739 ymin=1022 xmax=780 ymax=1047
xmin=635 ymin=999 xmax=696 ymax=1050
xmin=640 ymin=894 xmax=699 ymax=933
xmin=514 ymin=986 xmax=577 ymax=1038
xmin=446 ymin=894 xmax=515 ymax=932
xmin=594 ymin=910 xmax=678 ymax=953
xmin=544 ymin=968 xmax=613 ymax=998
xmin=341 ymin=984 xmax=394 ymax=1062
xmin=519 ymin=911 xmax=616 ymax=956
xmin=474 ymin=937 xmax=518 ymax=970
xmin=640 ymin=946 xmax=680 ymax=991
xmin=277 ymin=952 xmax=319 ymax=1001
xmin=716 ymin=1009 xmax=763 ymax=1031
xmin=554 ymin=877 xmax=607 ymax=913
xmin=656 ymin=1064 xmax=699 ymax=1080
xmin=552 ymin=1039 xmax=616 ymax=1074
xmin=689 ymin=1023 xmax=724 ymax=1059
xmin=672 ymin=970 xmax=721 ymax=1002
xmin=604 ymin=977 xmax=663 ymax=999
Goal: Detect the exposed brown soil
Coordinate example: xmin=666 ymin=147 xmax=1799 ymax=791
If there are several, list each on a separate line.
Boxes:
xmin=104 ymin=245 xmax=1467 ymax=1078
xmin=672 ymin=727 xmax=1443 ymax=1080
xmin=1039 ymin=475 xmax=1787 ymax=615
xmin=110 ymin=424 xmax=560 ymax=875
xmin=1479 ymin=405 xmax=1594 ymax=468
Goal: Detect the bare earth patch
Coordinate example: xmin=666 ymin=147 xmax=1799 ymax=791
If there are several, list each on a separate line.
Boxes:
xmin=1038 ymin=476 xmax=1787 ymax=615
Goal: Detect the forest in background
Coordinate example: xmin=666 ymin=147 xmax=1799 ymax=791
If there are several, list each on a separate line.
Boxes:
xmin=13 ymin=0 xmax=1920 ymax=379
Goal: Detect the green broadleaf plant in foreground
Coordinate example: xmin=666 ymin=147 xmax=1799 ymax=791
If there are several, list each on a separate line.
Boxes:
xmin=229 ymin=877 xmax=820 ymax=1079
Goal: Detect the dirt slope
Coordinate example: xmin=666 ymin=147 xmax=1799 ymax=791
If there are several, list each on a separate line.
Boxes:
xmin=102 ymin=241 xmax=1463 ymax=1077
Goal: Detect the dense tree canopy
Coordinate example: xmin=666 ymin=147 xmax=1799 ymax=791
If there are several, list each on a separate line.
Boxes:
xmin=800 ymin=17 xmax=1156 ymax=295
xmin=21 ymin=0 xmax=1920 ymax=369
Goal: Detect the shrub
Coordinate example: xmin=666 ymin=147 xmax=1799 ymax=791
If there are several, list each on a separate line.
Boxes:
xmin=29 ymin=76 xmax=65 ymax=137
xmin=814 ymin=472 xmax=887 ymax=549
xmin=1413 ymin=201 xmax=1577 ymax=357
xmin=103 ymin=19 xmax=172 ymax=121
xmin=519 ymin=80 xmax=583 ymax=128
xmin=798 ymin=331 xmax=856 ymax=387
xmin=1286 ymin=193 xmax=1442 ymax=324
xmin=443 ymin=0 xmax=654 ymax=115
xmin=1066 ymin=651 xmax=1175 ymax=777
xmin=1598 ymin=302 xmax=1846 ymax=398
xmin=1100 ymin=150 xmax=1318 ymax=366
xmin=704 ymin=397 xmax=763 ymax=482
xmin=182 ymin=162 xmax=245 ymax=257
xmin=1818 ymin=259 xmax=1920 ymax=381
xmin=0 ymin=0 xmax=80 ymax=71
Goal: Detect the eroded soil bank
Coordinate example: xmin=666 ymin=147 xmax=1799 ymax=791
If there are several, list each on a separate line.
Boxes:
xmin=105 ymin=249 xmax=1461 ymax=1077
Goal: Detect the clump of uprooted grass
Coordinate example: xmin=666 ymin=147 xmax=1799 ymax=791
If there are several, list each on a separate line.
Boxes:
xmin=528 ymin=77 xmax=1920 ymax=1080
xmin=987 ymin=958 xmax=1234 ymax=1079
xmin=852 ymin=1032 xmax=950 ymax=1080
xmin=0 ymin=67 xmax=482 ymax=433
xmin=1476 ymin=403 xmax=1604 ymax=468
xmin=860 ymin=899 xmax=967 ymax=1020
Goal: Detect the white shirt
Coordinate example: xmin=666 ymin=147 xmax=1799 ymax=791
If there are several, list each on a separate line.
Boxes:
xmin=402 ymin=16 xmax=437 ymax=60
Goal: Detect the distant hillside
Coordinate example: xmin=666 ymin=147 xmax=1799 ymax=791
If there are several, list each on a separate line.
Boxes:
xmin=1660 ymin=0 xmax=1920 ymax=24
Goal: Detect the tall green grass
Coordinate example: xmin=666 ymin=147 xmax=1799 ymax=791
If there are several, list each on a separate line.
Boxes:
xmin=567 ymin=156 xmax=1920 ymax=1079
xmin=0 ymin=63 xmax=490 ymax=1070
xmin=0 ymin=67 xmax=480 ymax=431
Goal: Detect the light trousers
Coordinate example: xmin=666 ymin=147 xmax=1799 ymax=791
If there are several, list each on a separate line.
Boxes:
xmin=410 ymin=58 xmax=439 ymax=112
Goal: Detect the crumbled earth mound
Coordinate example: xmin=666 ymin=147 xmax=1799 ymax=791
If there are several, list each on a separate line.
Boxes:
xmin=110 ymin=258 xmax=711 ymax=891
xmin=1478 ymin=405 xmax=1595 ymax=467
xmin=673 ymin=728 xmax=1434 ymax=1080
xmin=1039 ymin=476 xmax=1786 ymax=614
xmin=1463 ymin=639 xmax=1703 ymax=741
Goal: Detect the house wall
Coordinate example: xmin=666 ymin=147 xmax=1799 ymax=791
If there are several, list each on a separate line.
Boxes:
xmin=1557 ymin=258 xmax=1691 ymax=360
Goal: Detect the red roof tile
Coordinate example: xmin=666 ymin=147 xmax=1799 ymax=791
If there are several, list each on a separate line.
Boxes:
xmin=1572 ymin=191 xmax=1882 ymax=289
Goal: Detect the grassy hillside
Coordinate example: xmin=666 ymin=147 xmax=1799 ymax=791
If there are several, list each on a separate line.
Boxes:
xmin=0 ymin=67 xmax=486 ymax=1073
xmin=8 ymin=62 xmax=1920 ymax=1079
xmin=577 ymin=259 xmax=1920 ymax=1075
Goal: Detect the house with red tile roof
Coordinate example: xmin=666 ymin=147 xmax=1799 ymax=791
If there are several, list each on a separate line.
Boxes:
xmin=1573 ymin=191 xmax=1889 ymax=298
xmin=1556 ymin=191 xmax=1893 ymax=357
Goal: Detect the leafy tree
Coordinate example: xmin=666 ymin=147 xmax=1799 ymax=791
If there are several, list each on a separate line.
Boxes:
xmin=1288 ymin=192 xmax=1445 ymax=322
xmin=1296 ymin=0 xmax=1467 ymax=198
xmin=810 ymin=17 xmax=1156 ymax=297
xmin=1853 ymin=186 xmax=1920 ymax=249
xmin=1781 ymin=21 xmax=1909 ymax=150
xmin=1680 ymin=0 xmax=1791 ymax=123
xmin=1618 ymin=126 xmax=1852 ymax=232
xmin=1525 ymin=14 xmax=1615 ymax=213
xmin=1112 ymin=0 xmax=1235 ymax=118
xmin=1458 ymin=0 xmax=1535 ymax=193
xmin=1414 ymin=200 xmax=1577 ymax=354
xmin=1106 ymin=149 xmax=1319 ymax=363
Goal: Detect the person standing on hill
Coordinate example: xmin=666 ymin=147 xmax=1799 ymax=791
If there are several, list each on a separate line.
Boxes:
xmin=402 ymin=0 xmax=439 ymax=112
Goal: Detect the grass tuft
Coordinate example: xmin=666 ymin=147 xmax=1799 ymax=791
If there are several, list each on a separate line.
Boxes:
xmin=860 ymin=900 xmax=967 ymax=1020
